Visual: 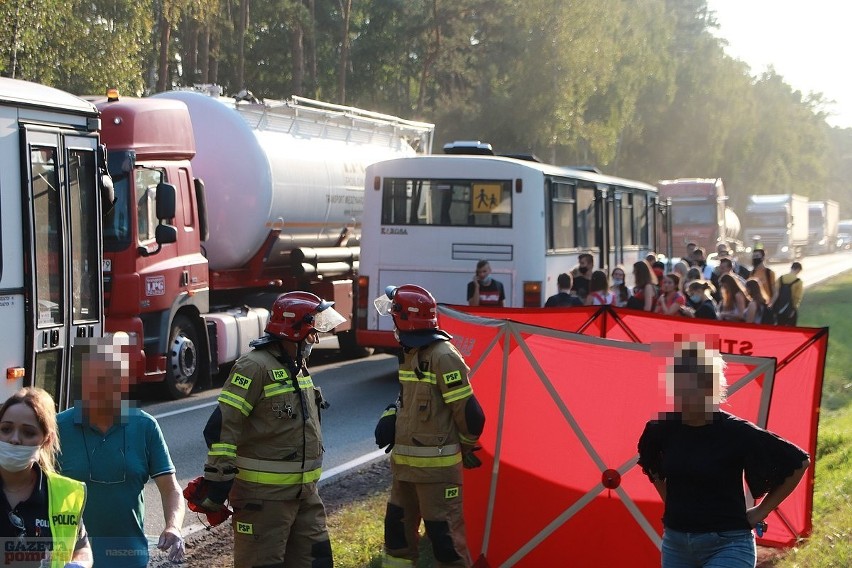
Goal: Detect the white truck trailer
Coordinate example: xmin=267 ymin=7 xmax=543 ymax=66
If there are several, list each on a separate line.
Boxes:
xmin=807 ymin=200 xmax=840 ymax=254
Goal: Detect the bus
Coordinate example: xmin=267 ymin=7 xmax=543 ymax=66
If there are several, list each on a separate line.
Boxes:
xmin=0 ymin=78 xmax=110 ymax=409
xmin=355 ymin=144 xmax=666 ymax=349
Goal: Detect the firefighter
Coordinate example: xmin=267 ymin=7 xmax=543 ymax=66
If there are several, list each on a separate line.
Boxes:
xmin=373 ymin=284 xmax=486 ymax=567
xmin=198 ymin=291 xmax=346 ymax=568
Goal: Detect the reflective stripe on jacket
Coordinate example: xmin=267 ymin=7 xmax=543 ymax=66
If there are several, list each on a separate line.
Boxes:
xmin=391 ymin=339 xmax=479 ymax=483
xmin=205 ymin=344 xmax=326 ymax=500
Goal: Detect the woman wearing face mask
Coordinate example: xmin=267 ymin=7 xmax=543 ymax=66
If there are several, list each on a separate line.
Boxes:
xmin=682 ymin=280 xmax=719 ymax=320
xmin=0 ymin=387 xmax=93 ymax=568
xmin=610 ymin=266 xmax=630 ymax=307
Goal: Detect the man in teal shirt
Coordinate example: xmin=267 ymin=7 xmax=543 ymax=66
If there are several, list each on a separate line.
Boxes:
xmin=57 ymin=334 xmax=185 ymax=567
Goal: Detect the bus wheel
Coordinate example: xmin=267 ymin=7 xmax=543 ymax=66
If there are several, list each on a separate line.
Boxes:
xmin=165 ymin=314 xmax=200 ymax=399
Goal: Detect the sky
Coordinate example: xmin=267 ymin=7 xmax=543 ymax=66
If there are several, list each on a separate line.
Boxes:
xmin=707 ymin=0 xmax=852 ymax=129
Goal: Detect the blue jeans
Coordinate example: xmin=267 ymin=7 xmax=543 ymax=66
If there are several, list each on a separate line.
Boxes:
xmin=662 ymin=528 xmax=756 ymax=568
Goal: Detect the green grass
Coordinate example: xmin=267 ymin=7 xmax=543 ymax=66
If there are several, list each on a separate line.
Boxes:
xmin=328 ymin=271 xmax=852 ymax=567
xmin=771 ymin=272 xmax=852 ymax=567
xmin=328 ymin=492 xmax=435 ymax=568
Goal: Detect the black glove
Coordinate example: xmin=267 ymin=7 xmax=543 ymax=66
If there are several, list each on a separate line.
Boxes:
xmin=462 ymin=445 xmax=483 ymax=469
xmin=206 ymin=479 xmax=233 ymax=504
xmin=374 ymin=404 xmax=397 ymax=453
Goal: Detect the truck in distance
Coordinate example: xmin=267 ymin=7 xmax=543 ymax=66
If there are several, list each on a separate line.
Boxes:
xmin=742 ymin=194 xmax=809 ymax=261
xmin=656 ymin=178 xmax=743 ymax=261
xmin=807 ymin=200 xmax=839 ymax=254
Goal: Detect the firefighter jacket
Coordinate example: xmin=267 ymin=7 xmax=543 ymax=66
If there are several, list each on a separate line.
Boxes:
xmin=391 ymin=338 xmax=484 ymax=484
xmin=204 ymin=343 xmax=326 ymax=501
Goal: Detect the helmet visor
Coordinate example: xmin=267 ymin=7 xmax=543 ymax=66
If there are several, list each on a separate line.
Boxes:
xmin=373 ymin=295 xmax=394 ymax=317
xmin=312 ymin=306 xmax=347 ymax=332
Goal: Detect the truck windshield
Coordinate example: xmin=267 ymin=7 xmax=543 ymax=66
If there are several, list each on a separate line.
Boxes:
xmin=809 ymin=210 xmax=823 ymax=228
xmin=671 ymin=204 xmax=715 ymax=225
xmin=745 ymin=213 xmax=787 ymax=228
xmin=103 ymin=151 xmax=132 ymax=251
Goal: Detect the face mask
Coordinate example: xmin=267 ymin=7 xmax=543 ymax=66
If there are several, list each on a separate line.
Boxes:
xmin=0 ymin=440 xmax=41 ymax=472
xmin=612 ymin=278 xmax=624 ymax=286
xmin=301 ymin=334 xmax=320 ymax=359
xmin=690 ymin=294 xmax=703 ymax=304
xmin=480 ymin=277 xmax=492 ymax=286
xmin=752 ymin=257 xmax=762 ymax=267
xmin=578 ymin=266 xmax=589 ymax=275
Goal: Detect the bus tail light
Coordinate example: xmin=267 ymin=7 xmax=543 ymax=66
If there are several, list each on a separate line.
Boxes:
xmin=6 ymin=367 xmax=25 ymax=381
xmin=356 ymin=275 xmax=369 ymax=328
xmin=373 ymin=176 xmax=381 ymax=190
xmin=523 ymin=281 xmax=542 ymax=307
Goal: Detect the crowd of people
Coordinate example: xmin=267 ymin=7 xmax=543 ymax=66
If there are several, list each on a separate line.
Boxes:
xmin=0 ymin=280 xmax=812 ymax=568
xmin=0 ymin=267 xmax=808 ymax=567
xmin=541 ymin=244 xmax=805 ymax=325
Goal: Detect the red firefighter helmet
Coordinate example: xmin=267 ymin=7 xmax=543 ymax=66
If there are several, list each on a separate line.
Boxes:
xmin=265 ymin=291 xmax=346 ymax=342
xmin=375 ymin=285 xmax=438 ymax=331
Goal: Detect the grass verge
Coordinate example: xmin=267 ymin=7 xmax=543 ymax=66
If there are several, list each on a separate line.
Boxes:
xmin=772 ymin=272 xmax=852 ymax=567
xmin=328 ymin=271 xmax=852 ymax=567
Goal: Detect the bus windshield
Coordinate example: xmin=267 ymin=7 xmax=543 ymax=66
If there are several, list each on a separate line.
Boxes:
xmin=381 ymin=178 xmax=512 ymax=227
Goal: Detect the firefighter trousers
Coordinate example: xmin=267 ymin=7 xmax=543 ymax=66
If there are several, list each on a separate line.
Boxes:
xmin=231 ymin=491 xmax=333 ymax=568
xmin=383 ymin=478 xmax=471 ymax=567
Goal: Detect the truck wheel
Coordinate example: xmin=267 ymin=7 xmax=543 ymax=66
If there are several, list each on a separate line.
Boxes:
xmin=165 ymin=314 xmax=201 ymax=399
xmin=338 ymin=330 xmax=373 ymax=359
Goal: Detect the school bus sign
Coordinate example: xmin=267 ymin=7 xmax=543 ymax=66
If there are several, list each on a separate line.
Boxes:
xmin=472 ymin=183 xmax=502 ymax=213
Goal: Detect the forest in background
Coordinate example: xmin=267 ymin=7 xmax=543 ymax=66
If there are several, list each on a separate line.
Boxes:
xmin=3 ymin=0 xmax=851 ymax=217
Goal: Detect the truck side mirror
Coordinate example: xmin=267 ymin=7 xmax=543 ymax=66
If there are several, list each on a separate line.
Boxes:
xmin=100 ymin=172 xmax=116 ymax=216
xmin=155 ymin=223 xmax=178 ymax=245
xmin=156 ymin=182 xmax=177 ymax=220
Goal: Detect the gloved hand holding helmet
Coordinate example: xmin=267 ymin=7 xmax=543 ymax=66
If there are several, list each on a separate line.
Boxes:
xmin=183 ymin=476 xmax=233 ymax=528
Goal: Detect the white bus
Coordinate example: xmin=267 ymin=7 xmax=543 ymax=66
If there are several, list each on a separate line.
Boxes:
xmin=0 ymin=78 xmax=109 ymax=408
xmin=356 ymin=145 xmax=665 ymax=348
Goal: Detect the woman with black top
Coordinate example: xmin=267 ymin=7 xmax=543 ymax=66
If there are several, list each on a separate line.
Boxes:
xmin=681 ymin=280 xmax=719 ymax=320
xmin=637 ymin=341 xmax=809 ymax=567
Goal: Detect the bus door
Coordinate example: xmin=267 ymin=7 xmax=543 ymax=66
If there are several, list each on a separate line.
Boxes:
xmin=23 ymin=127 xmax=102 ymax=409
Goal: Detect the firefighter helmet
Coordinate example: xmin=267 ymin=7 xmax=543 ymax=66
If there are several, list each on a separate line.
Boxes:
xmin=374 ymin=285 xmax=438 ymax=331
xmin=266 ymin=291 xmax=346 ymax=342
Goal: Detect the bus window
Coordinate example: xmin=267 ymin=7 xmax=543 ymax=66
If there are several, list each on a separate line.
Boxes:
xmin=576 ymin=185 xmax=596 ymax=248
xmin=620 ymin=191 xmax=635 ymax=246
xmin=548 ymin=181 xmax=575 ymax=250
xmin=636 ymin=194 xmax=650 ymax=246
xmin=381 ymin=178 xmax=511 ymax=227
xmin=31 ymin=147 xmax=63 ymax=326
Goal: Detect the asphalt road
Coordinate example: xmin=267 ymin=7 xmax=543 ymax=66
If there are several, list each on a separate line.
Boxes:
xmin=139 ymin=348 xmax=400 ymax=542
xmin=137 ymin=249 xmax=852 ymax=542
